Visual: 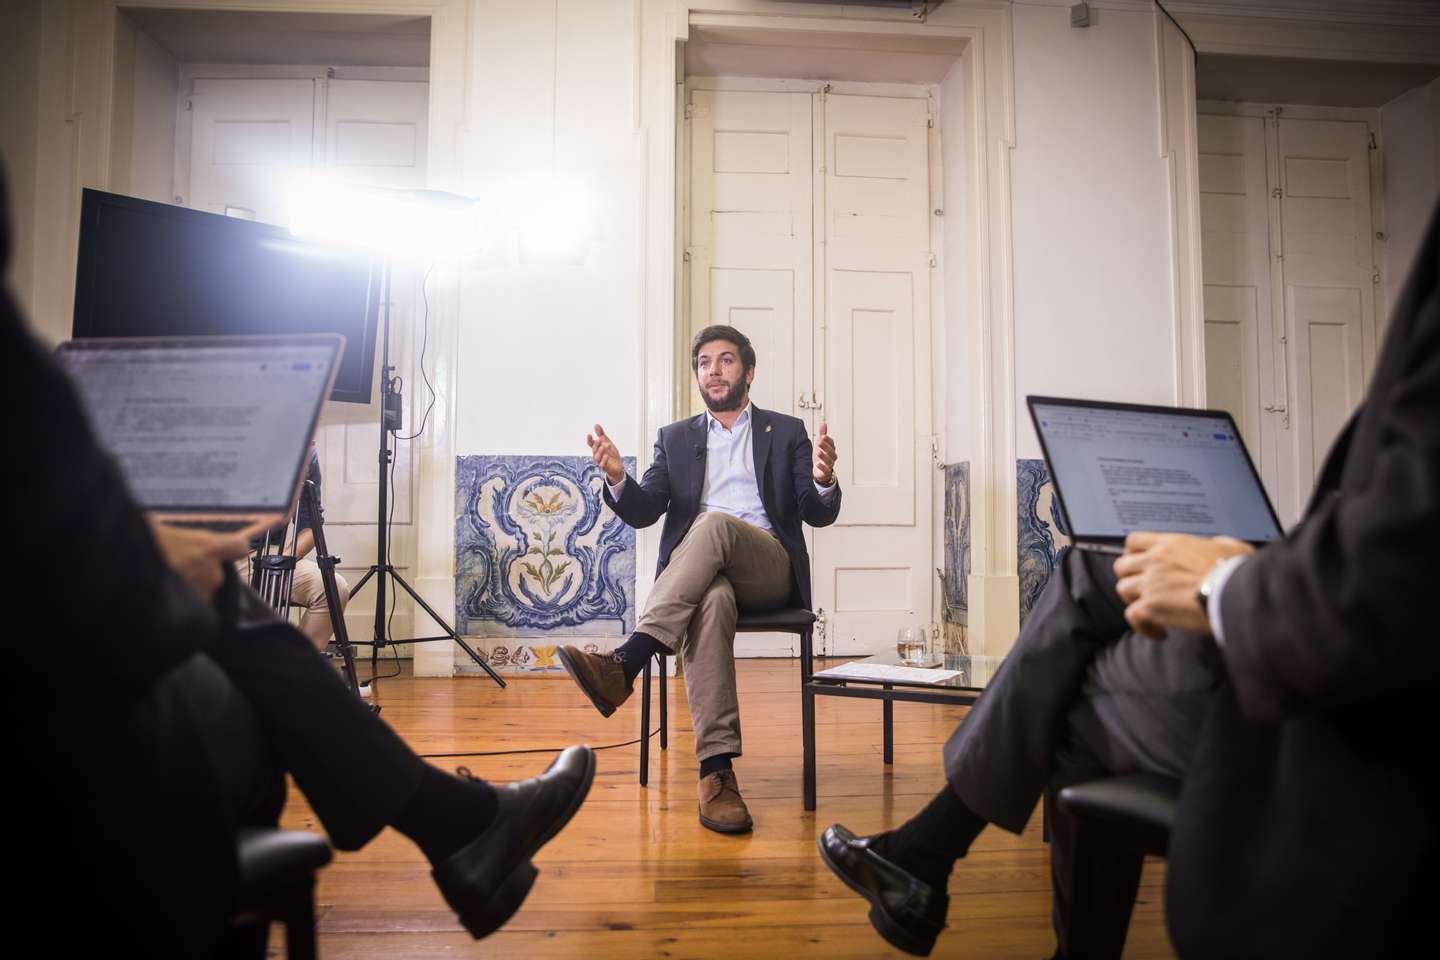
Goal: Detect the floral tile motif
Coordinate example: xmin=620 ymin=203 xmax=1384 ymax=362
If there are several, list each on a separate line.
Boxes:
xmin=942 ymin=461 xmax=970 ymax=656
xmin=1017 ymin=458 xmax=1072 ymax=624
xmin=455 ymin=455 xmax=636 ymax=640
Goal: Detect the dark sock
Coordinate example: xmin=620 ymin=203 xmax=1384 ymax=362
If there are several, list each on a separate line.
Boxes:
xmin=699 ymin=753 xmax=736 ymax=779
xmin=870 ymin=784 xmax=985 ymax=892
xmin=614 ymin=630 xmax=668 ymax=683
xmin=392 ymin=766 xmax=500 ymax=865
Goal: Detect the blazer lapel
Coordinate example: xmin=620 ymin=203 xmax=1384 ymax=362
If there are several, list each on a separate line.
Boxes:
xmin=686 ymin=413 xmax=708 ymax=509
xmin=751 ymin=405 xmax=774 ymax=512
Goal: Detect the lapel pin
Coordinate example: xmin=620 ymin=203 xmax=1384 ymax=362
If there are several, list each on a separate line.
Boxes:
xmin=765 ymin=424 xmax=772 ymax=433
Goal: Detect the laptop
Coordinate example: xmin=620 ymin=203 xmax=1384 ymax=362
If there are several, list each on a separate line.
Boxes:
xmin=1027 ymin=396 xmax=1284 ymax=555
xmin=56 ymin=334 xmax=344 ymax=535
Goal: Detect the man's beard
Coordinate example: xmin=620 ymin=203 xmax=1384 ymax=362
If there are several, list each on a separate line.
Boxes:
xmin=701 ymin=378 xmax=747 ymax=413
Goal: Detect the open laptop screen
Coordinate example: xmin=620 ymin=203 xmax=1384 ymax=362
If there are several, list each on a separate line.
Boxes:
xmin=58 ymin=337 xmax=340 ymax=513
xmin=1029 ymin=398 xmax=1283 ymax=543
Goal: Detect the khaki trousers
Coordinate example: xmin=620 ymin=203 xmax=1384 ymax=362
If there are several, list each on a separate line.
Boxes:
xmin=637 ymin=511 xmax=792 ymax=761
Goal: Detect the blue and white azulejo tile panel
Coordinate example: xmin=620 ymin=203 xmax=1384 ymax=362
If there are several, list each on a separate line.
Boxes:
xmin=1017 ymin=458 xmax=1072 ymax=624
xmin=455 ymin=455 xmax=636 ymax=640
xmin=942 ymin=461 xmax=971 ymax=655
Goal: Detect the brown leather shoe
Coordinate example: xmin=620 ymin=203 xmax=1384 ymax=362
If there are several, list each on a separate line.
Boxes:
xmin=556 ymin=645 xmax=632 ymax=718
xmin=698 ymin=769 xmax=754 ymax=834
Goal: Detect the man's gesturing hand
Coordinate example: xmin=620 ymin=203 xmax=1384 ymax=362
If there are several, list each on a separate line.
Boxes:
xmin=1113 ymin=532 xmax=1254 ymax=640
xmin=587 ymin=424 xmax=625 ymax=485
xmin=813 ymin=421 xmax=838 ymax=487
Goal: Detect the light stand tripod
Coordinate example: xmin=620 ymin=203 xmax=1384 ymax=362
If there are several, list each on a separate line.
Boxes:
xmin=347 ymin=258 xmax=506 ymax=688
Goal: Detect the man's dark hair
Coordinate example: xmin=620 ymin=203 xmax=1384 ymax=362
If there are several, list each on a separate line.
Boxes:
xmin=690 ymin=324 xmax=756 ymax=374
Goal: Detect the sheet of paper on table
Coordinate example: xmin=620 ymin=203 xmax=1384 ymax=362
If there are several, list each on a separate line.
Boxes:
xmin=812 ymin=661 xmax=962 ymax=684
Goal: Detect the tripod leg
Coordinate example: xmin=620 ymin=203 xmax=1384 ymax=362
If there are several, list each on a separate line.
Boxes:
xmin=301 ymin=482 xmax=364 ymax=701
xmin=389 ymin=569 xmax=507 ymax=688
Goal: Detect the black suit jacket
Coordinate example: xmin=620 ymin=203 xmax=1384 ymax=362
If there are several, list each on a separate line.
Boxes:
xmin=603 ymin=407 xmax=841 ymax=610
xmin=1166 ymin=208 xmax=1440 ymax=956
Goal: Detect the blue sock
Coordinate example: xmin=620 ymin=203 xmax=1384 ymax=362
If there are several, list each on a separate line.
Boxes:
xmin=614 ymin=631 xmax=667 ymax=683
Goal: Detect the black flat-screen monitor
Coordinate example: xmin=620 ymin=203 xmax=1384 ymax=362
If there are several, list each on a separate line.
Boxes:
xmin=72 ymin=189 xmax=380 ymax=404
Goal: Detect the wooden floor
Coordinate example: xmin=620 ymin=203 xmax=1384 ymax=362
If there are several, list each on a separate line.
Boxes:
xmin=281 ymin=660 xmax=1175 ymax=959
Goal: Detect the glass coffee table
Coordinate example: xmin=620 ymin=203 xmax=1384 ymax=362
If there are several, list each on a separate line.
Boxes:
xmin=801 ymin=652 xmax=1005 ymax=810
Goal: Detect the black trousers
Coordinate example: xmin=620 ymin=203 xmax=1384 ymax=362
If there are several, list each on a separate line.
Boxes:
xmin=198 ymin=576 xmax=426 ymax=849
xmin=942 ymin=548 xmax=1222 ymax=954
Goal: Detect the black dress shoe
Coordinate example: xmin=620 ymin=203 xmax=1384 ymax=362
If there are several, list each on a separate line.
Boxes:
xmin=818 ymin=824 xmax=948 ymax=957
xmin=432 ymin=744 xmax=596 ymax=939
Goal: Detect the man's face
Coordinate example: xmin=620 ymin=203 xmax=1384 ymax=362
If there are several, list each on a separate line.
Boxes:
xmin=694 ymin=339 xmax=753 ymax=413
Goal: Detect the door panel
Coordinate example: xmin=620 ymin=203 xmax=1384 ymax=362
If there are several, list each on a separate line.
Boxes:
xmin=188 ymin=78 xmax=315 ymax=223
xmin=1276 ymin=117 xmax=1374 ymax=516
xmin=184 ymin=76 xmax=430 ymax=643
xmin=1198 ymin=114 xmax=1278 ymax=511
xmin=811 ymin=93 xmax=932 ymax=656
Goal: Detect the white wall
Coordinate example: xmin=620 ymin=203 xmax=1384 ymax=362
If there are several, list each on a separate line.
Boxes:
xmin=1381 ymin=77 xmax=1440 ymax=322
xmin=0 ymin=0 xmax=43 ymax=320
xmin=456 ymin=0 xmax=642 ymax=461
xmin=938 ymin=56 xmax=970 ymax=461
xmin=1009 ymin=3 xmax=1178 ymax=458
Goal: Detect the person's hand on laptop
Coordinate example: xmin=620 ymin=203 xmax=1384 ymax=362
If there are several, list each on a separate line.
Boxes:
xmin=587 ymin=424 xmax=625 ymax=485
xmin=148 ymin=519 xmax=254 ymax=599
xmin=1114 ymin=532 xmax=1254 ymax=639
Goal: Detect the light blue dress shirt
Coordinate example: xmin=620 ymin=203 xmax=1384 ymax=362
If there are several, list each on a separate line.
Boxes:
xmin=607 ymin=403 xmax=837 ymax=528
xmin=698 ymin=405 xmax=772 ymax=532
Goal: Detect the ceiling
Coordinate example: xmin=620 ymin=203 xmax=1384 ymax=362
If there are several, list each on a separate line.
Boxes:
xmin=1197 ymin=54 xmax=1440 ymax=107
xmin=122 ymin=8 xmax=431 ymax=67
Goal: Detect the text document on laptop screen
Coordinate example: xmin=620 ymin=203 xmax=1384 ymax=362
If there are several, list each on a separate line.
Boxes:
xmin=1031 ymin=402 xmax=1282 ymax=541
xmin=61 ymin=342 xmax=334 ymax=511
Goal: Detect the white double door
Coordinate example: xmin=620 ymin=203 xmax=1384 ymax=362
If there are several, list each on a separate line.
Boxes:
xmin=687 ymin=86 xmax=935 ymax=657
xmin=1199 ymin=108 xmax=1379 ymax=528
xmin=183 ymin=75 xmax=429 ymax=642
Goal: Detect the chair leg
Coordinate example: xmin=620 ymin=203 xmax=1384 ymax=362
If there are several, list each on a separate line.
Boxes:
xmin=1049 ymin=804 xmax=1145 ymax=960
xmin=281 ymin=877 xmax=319 ymax=960
xmin=639 ymin=657 xmax=652 ymax=787
xmin=658 ymin=653 xmax=668 ymax=751
xmin=800 ymin=626 xmax=816 ymax=810
xmin=882 ymin=683 xmax=894 ymax=765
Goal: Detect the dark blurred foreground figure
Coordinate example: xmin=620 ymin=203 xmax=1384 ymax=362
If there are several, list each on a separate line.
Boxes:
xmin=820 ymin=204 xmax=1440 ymax=958
xmin=0 ymin=168 xmax=595 ymax=958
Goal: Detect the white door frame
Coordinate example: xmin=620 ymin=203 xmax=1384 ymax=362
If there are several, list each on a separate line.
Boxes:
xmin=642 ymin=0 xmax=1022 ymax=655
xmin=83 ymin=0 xmax=471 ymax=675
xmin=1158 ymin=4 xmax=1440 ymax=415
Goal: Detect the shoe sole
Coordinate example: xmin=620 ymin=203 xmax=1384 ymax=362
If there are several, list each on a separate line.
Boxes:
xmin=816 ymin=835 xmax=938 ymax=958
xmin=555 ymin=646 xmax=618 ymax=718
xmin=699 ymin=812 xmax=753 ymax=834
xmin=455 ymin=747 xmax=598 ymax=940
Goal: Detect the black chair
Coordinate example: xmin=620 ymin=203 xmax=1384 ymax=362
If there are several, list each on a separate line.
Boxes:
xmin=224 ymin=827 xmax=334 ymax=960
xmin=1050 ymin=773 xmax=1181 ymax=960
xmin=637 ymin=607 xmax=816 ymax=787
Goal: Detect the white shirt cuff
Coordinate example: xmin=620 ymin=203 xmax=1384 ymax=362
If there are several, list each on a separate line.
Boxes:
xmin=606 ymin=475 xmax=627 ymax=500
xmin=814 ymin=479 xmax=837 ymax=498
xmin=1206 ymin=555 xmax=1248 ymax=647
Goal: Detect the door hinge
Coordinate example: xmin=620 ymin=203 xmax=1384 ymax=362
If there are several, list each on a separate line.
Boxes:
xmin=684 ymin=103 xmax=694 ymax=120
xmin=682 ymin=247 xmax=694 ymax=262
xmin=929 ymin=434 xmax=941 ymax=467
xmin=1373 ymin=269 xmax=1382 ymax=284
xmin=928 ymin=253 xmax=937 ymax=268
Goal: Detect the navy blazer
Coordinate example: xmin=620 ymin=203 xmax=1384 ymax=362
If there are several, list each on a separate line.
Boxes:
xmin=602 ymin=406 xmax=841 ymax=611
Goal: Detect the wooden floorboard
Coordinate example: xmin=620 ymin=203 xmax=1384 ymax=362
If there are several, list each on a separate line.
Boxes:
xmin=280 ymin=660 xmax=1175 ymax=959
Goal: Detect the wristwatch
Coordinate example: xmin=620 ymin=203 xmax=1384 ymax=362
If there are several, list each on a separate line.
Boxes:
xmin=1195 ymin=559 xmax=1229 ymax=627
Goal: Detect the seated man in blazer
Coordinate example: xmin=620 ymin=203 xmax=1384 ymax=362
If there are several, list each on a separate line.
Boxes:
xmin=817 ymin=204 xmax=1440 ymax=959
xmin=559 ymin=324 xmax=841 ymax=834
